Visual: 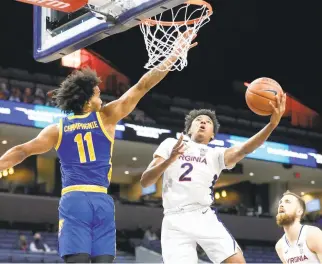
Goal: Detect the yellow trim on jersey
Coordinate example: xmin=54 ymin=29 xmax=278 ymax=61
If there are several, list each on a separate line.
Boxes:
xmin=61 ymin=185 xmax=107 ymax=195
xmin=58 ymin=219 xmax=64 ymax=237
xmin=96 ymin=112 xmax=114 ymax=143
xmin=68 ymin=113 xmax=91 ymax=120
xmin=96 ymin=112 xmax=114 ymax=184
xmin=55 ymin=119 xmax=63 ymax=150
xmin=107 ymin=137 xmax=114 ymax=183
xmin=108 ymin=155 xmax=113 ymax=183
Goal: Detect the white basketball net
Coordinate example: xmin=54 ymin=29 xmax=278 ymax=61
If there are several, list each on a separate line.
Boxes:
xmin=140 ymin=2 xmax=211 ymax=71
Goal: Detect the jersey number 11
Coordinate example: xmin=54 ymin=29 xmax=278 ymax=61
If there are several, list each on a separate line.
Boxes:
xmin=74 ymin=132 xmax=97 ymax=163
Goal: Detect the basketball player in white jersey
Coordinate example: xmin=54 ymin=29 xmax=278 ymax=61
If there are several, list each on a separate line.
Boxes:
xmin=275 ymin=191 xmax=322 ymax=263
xmin=141 ymin=93 xmax=286 ymax=263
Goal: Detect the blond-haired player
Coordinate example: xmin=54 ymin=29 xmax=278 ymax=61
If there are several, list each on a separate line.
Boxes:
xmin=275 ymin=191 xmax=322 ymax=263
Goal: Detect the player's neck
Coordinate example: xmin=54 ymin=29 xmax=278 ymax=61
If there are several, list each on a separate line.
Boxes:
xmin=74 ymin=108 xmax=91 ymax=116
xmin=283 ymin=221 xmax=302 ymax=243
xmin=74 ymin=112 xmax=88 ymax=116
xmin=81 ymin=104 xmax=92 ymax=115
xmin=190 ymin=136 xmax=208 ymax=145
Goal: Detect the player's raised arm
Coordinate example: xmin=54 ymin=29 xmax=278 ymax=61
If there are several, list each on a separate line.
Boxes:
xmin=100 ymin=30 xmax=198 ymax=124
xmin=307 ymin=226 xmax=322 ymax=262
xmin=223 ymin=93 xmax=286 ymax=168
xmin=0 ymin=124 xmax=59 ymax=171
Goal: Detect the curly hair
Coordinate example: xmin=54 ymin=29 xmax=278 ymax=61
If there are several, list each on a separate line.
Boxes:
xmin=51 ymin=67 xmax=101 ymax=114
xmin=184 ymin=109 xmax=220 ymax=136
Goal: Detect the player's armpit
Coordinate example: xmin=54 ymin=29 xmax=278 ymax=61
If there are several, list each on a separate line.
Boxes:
xmin=224 ymin=123 xmax=276 ymax=167
xmin=306 ymin=226 xmax=322 ymax=262
xmin=141 ymin=156 xmax=170 ymax=187
xmin=223 ymin=146 xmax=241 ymax=169
xmin=275 ymin=239 xmax=286 ymax=264
xmin=0 ymin=124 xmax=59 ymax=171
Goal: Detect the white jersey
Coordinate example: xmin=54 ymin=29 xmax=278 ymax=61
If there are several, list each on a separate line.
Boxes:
xmin=153 ymin=137 xmax=231 ymax=214
xmin=282 ymin=225 xmax=319 ymax=264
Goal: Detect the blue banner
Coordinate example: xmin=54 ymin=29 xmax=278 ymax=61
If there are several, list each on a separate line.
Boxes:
xmin=0 ymin=100 xmax=124 ymax=139
xmin=209 ymin=134 xmax=319 ymax=168
xmin=0 ymin=100 xmax=66 ymax=128
xmin=1 ymin=100 xmax=321 ymax=168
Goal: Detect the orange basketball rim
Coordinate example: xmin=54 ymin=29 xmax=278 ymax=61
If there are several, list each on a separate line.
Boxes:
xmin=142 ymin=0 xmax=213 ymax=26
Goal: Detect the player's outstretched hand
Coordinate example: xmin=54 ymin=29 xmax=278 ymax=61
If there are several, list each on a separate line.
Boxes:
xmin=168 ymin=134 xmax=187 ymax=163
xmin=269 ymin=92 xmax=286 ymax=127
xmin=174 ymin=29 xmax=198 ymax=55
xmin=182 ymin=28 xmax=198 ymax=50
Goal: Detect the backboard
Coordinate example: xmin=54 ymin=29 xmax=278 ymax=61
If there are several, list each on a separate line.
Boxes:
xmin=33 ymin=0 xmax=187 ymax=63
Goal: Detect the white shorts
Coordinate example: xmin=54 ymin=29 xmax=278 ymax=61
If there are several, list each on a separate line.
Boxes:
xmin=161 ymin=207 xmax=241 ymax=264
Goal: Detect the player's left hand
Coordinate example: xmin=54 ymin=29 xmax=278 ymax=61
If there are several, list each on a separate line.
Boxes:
xmin=269 ymin=93 xmax=287 ymax=127
xmin=174 ymin=29 xmax=198 ymax=54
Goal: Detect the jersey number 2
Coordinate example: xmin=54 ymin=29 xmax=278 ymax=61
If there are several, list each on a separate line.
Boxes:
xmin=179 ymin=163 xmax=193 ymax=181
xmin=74 ymin=132 xmax=97 ymax=163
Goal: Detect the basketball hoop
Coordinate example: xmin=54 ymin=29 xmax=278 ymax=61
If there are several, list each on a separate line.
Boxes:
xmin=140 ymin=0 xmax=212 ymax=71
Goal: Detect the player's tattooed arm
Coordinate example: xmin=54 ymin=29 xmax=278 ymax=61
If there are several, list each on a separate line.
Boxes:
xmin=307 ymin=226 xmax=322 ymax=262
xmin=0 ymin=124 xmax=58 ymax=171
xmin=275 ymin=239 xmax=286 ymax=264
xmin=224 ymin=93 xmax=286 ymax=168
xmin=100 ymin=30 xmax=197 ymax=124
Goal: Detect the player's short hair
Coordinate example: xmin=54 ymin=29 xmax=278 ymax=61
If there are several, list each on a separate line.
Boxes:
xmin=184 ymin=109 xmax=220 ymax=136
xmin=282 ymin=190 xmax=306 ymax=219
xmin=51 ymin=67 xmax=101 ymax=114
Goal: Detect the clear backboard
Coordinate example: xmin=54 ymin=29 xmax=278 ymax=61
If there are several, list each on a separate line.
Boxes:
xmin=33 ymin=0 xmax=187 ymax=63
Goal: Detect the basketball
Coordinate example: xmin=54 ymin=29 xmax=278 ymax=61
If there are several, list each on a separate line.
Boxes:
xmin=245 ymin=77 xmax=284 ymax=116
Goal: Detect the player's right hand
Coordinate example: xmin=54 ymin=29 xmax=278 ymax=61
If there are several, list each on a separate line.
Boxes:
xmin=269 ymin=92 xmax=287 ymax=127
xmin=168 ymin=134 xmax=187 ymax=163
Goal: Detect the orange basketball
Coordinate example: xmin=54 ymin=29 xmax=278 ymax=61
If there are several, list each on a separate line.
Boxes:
xmin=245 ymin=77 xmax=284 ymax=116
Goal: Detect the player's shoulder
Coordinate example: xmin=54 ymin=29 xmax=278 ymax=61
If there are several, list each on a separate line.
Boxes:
xmin=209 ymin=146 xmax=226 ymax=156
xmin=153 ymin=137 xmax=177 ymax=159
xmin=305 ymin=225 xmax=322 ymax=252
xmin=162 ymin=137 xmax=178 ymax=143
xmin=275 ymin=237 xmax=285 ymax=251
xmin=37 ymin=123 xmax=60 ymax=144
xmin=45 ymin=123 xmax=60 ymax=134
xmin=275 ymin=237 xmax=287 ymax=263
xmin=275 ymin=235 xmax=284 ymax=252
xmin=95 ymin=110 xmax=110 ymax=124
xmin=305 ymin=225 xmax=322 ymax=237
xmin=305 ymin=224 xmax=321 ymax=231
xmin=160 ymin=137 xmax=178 ymax=146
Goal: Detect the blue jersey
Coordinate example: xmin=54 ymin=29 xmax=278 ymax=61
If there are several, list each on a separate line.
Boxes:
xmin=55 ymin=112 xmax=113 ymax=194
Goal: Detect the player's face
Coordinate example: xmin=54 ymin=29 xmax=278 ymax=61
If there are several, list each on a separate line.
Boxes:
xmin=276 ymin=195 xmax=302 ymax=226
xmin=189 ymin=115 xmax=214 ymax=143
xmin=88 ymin=86 xmax=103 ymax=112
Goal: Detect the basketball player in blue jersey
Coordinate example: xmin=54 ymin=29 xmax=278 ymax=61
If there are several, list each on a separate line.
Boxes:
xmin=0 ymin=31 xmax=197 ymax=263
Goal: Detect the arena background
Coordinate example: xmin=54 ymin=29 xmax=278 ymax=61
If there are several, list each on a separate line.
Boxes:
xmin=0 ymin=0 xmax=322 ymax=263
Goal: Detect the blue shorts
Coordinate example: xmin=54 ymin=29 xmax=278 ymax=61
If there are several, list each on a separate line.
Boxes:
xmin=58 ymin=192 xmax=115 ymax=258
